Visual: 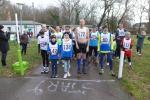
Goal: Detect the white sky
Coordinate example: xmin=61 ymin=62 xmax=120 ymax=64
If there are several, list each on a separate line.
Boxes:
xmin=9 ymin=0 xmax=149 ymax=24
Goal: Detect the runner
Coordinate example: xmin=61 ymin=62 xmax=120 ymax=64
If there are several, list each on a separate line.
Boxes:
xmin=47 ymin=35 xmax=61 ymax=78
xmin=121 ymin=32 xmax=133 ymax=69
xmin=71 ymin=28 xmax=77 ymax=59
xmin=115 ymin=23 xmax=127 ymax=58
xmin=37 ymin=31 xmax=49 ymax=74
xmin=53 ymin=26 xmax=63 ymax=45
xmin=62 ymin=26 xmax=72 ymax=39
xmin=42 ymin=24 xmax=51 ymax=38
xmin=75 ymin=19 xmax=89 ymax=74
xmin=136 ymin=30 xmax=146 ymax=55
xmin=98 ymin=26 xmax=115 ymax=76
xmin=61 ymin=32 xmax=73 ymax=78
xmin=89 ymin=25 xmax=99 ymax=65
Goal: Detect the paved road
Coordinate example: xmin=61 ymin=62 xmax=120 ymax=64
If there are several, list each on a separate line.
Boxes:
xmin=0 ymin=61 xmax=132 ymax=100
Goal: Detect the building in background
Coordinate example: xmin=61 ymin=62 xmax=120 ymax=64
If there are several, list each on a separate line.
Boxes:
xmin=0 ymin=20 xmax=42 ymax=37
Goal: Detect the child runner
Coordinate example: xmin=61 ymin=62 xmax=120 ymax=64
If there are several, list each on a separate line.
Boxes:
xmin=136 ymin=30 xmax=146 ymax=55
xmin=37 ymin=31 xmax=49 ymax=74
xmin=98 ymin=26 xmax=115 ymax=76
xmin=53 ymin=26 xmax=63 ymax=45
xmin=121 ymin=32 xmax=133 ymax=69
xmin=61 ymin=32 xmax=73 ymax=78
xmin=89 ymin=25 xmax=99 ymax=65
xmin=47 ymin=35 xmax=60 ymax=78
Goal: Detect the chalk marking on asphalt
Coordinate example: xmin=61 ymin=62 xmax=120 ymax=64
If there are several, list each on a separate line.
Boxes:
xmin=27 ymin=80 xmax=46 ymax=95
xmin=24 ymin=77 xmax=115 ymax=83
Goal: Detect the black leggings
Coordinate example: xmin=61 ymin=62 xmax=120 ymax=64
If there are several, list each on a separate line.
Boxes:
xmin=41 ymin=50 xmax=49 ymax=67
xmin=21 ymin=43 xmax=27 ymax=55
xmin=89 ymin=46 xmax=98 ymax=57
xmin=116 ymin=43 xmax=121 ymax=58
xmin=1 ymin=51 xmax=7 ymax=66
xmin=125 ymin=57 xmax=131 ymax=62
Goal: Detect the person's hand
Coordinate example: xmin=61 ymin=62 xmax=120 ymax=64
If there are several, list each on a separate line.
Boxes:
xmin=86 ymin=46 xmax=89 ymax=52
xmin=76 ymin=44 xmax=79 ymax=50
xmin=47 ymin=52 xmax=50 ymax=55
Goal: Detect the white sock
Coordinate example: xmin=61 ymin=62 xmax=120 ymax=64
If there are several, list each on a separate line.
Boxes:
xmin=129 ymin=62 xmax=131 ymax=66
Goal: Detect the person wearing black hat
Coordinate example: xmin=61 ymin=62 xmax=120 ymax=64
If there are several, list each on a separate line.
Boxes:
xmin=0 ymin=25 xmax=10 ymax=66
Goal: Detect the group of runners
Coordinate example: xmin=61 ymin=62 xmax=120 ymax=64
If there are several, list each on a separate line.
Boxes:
xmin=37 ymin=19 xmax=145 ymax=79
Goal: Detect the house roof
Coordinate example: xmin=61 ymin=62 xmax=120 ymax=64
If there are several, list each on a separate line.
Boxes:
xmin=0 ymin=20 xmax=42 ymax=25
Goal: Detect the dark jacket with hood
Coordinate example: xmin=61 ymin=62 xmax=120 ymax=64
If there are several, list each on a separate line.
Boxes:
xmin=0 ymin=30 xmax=10 ymax=52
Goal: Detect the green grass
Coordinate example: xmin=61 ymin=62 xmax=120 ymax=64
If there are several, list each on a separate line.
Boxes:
xmin=0 ymin=40 xmax=41 ymax=77
xmin=114 ymin=36 xmax=150 ymax=100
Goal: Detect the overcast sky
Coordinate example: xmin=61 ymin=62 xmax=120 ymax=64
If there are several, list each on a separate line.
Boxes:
xmin=9 ymin=0 xmax=149 ymax=24
xmin=10 ymin=0 xmax=57 ymax=8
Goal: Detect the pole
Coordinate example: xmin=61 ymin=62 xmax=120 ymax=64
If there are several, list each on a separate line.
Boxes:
xmin=20 ymin=6 xmax=23 ymax=35
xmin=32 ymin=2 xmax=36 ymax=37
xmin=118 ymin=51 xmax=125 ymax=79
xmin=15 ymin=13 xmax=24 ymax=76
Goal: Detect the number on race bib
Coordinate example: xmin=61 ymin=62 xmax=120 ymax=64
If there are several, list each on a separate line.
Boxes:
xmin=51 ymin=49 xmax=58 ymax=55
xmin=63 ymin=44 xmax=71 ymax=51
xmin=124 ymin=43 xmax=130 ymax=48
xmin=79 ymin=32 xmax=86 ymax=38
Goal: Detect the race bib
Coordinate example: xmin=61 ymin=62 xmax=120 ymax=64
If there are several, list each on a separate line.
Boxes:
xmin=50 ymin=44 xmax=58 ymax=55
xmin=51 ymin=48 xmax=58 ymax=55
xmin=91 ymin=35 xmax=97 ymax=40
xmin=101 ymin=33 xmax=110 ymax=44
xmin=78 ymin=32 xmax=86 ymax=39
xmin=63 ymin=40 xmax=72 ymax=51
xmin=123 ymin=39 xmax=131 ymax=49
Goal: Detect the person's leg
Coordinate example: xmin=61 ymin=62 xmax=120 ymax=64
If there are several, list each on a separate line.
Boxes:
xmin=24 ymin=44 xmax=27 ymax=55
xmin=40 ymin=50 xmax=46 ymax=73
xmin=41 ymin=50 xmax=46 ymax=67
xmin=77 ymin=53 xmax=81 ymax=74
xmin=21 ymin=44 xmax=24 ymax=55
xmin=82 ymin=53 xmax=87 ymax=74
xmin=107 ymin=53 xmax=113 ymax=70
xmin=116 ymin=43 xmax=121 ymax=58
xmin=107 ymin=53 xmax=115 ymax=76
xmin=94 ymin=46 xmax=99 ymax=64
xmin=54 ymin=59 xmax=58 ymax=77
xmin=45 ymin=51 xmax=49 ymax=73
xmin=139 ymin=47 xmax=142 ymax=54
xmin=99 ymin=53 xmax=105 ymax=74
xmin=63 ymin=60 xmax=68 ymax=78
xmin=64 ymin=60 xmax=68 ymax=73
xmin=106 ymin=53 xmax=110 ymax=66
xmin=136 ymin=46 xmax=139 ymax=53
xmin=88 ymin=46 xmax=93 ymax=63
xmin=1 ymin=51 xmax=7 ymax=66
xmin=51 ymin=60 xmax=55 ymax=78
xmin=67 ymin=60 xmax=71 ymax=76
xmin=128 ymin=57 xmax=131 ymax=66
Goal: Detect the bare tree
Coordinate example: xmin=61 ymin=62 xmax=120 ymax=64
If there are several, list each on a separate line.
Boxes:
xmin=97 ymin=0 xmax=117 ymax=28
